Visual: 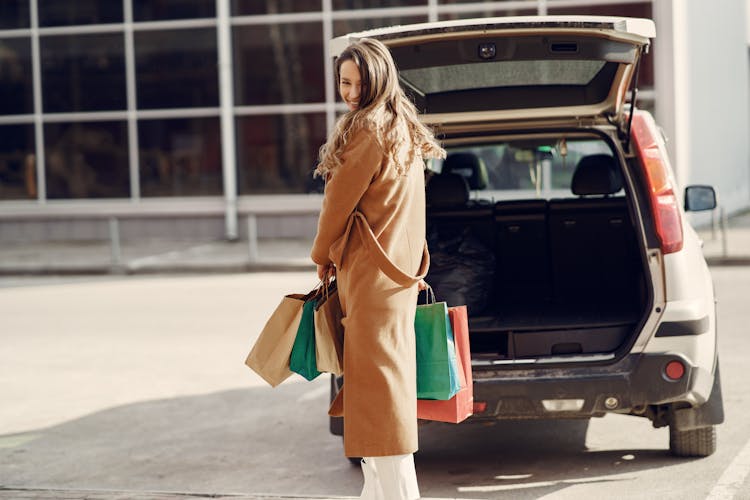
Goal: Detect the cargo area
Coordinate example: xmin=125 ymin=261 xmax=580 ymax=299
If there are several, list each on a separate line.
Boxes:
xmin=424 ymin=139 xmax=648 ymax=361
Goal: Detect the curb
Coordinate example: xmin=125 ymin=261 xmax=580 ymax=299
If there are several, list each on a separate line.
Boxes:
xmin=0 ymin=263 xmax=317 ymax=277
xmin=0 ymin=486 xmax=355 ymax=499
xmin=705 ymin=257 xmax=750 ymax=267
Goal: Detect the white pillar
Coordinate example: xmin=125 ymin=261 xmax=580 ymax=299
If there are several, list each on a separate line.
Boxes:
xmin=217 ymin=0 xmax=238 ymax=240
xmin=653 ymin=0 xmax=690 ymax=188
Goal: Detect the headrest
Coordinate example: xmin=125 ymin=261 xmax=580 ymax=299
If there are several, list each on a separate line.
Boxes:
xmin=442 ymin=152 xmax=489 ymax=190
xmin=426 ymin=173 xmax=470 ymax=208
xmin=572 ymin=154 xmax=623 ymax=196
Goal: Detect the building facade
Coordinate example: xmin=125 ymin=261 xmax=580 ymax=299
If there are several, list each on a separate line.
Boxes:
xmin=0 ymin=0 xmax=746 ymax=242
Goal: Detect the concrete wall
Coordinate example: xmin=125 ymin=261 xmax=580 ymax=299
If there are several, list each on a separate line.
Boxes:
xmin=655 ymin=0 xmax=750 ymax=215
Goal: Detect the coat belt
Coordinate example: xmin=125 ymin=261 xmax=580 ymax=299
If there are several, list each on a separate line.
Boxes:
xmin=330 ymin=211 xmax=429 ymax=288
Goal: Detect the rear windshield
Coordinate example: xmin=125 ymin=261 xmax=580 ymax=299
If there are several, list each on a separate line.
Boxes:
xmin=429 ymin=137 xmax=619 ymax=201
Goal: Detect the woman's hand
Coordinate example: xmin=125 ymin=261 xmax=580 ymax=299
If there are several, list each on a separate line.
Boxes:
xmin=317 ymin=263 xmax=335 ymax=280
xmin=417 ymin=279 xmax=429 ymax=291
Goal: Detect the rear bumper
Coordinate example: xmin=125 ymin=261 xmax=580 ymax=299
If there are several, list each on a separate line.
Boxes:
xmin=470 ymin=353 xmax=711 ymax=419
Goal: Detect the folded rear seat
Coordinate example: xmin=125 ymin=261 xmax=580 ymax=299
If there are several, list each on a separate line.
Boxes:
xmin=494 ymin=199 xmax=550 ymax=303
xmin=548 ymin=154 xmax=639 ymax=306
xmin=425 ymin=168 xmax=495 ymax=314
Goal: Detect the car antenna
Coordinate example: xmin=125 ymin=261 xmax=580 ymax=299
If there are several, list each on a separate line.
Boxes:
xmin=623 ymin=47 xmax=643 ymax=154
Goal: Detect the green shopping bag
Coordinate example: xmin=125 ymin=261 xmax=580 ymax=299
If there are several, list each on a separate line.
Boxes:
xmin=289 ymin=297 xmax=321 ymax=381
xmin=415 ymin=288 xmax=461 ymax=400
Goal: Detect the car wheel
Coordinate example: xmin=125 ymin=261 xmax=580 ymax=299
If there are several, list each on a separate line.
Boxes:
xmin=669 ymin=424 xmax=716 ymax=457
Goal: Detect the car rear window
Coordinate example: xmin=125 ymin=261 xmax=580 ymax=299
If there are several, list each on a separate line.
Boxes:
xmin=430 ymin=137 xmax=618 ymax=201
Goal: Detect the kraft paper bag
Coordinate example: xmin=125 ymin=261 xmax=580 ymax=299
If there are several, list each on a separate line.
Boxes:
xmin=245 ymin=293 xmax=307 ymax=387
xmin=314 ymin=282 xmax=344 ymax=376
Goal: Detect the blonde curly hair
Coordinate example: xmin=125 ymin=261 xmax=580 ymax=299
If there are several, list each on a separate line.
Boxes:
xmin=315 ymin=38 xmax=445 ymax=178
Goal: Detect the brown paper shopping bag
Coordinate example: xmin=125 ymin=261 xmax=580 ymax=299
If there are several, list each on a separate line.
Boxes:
xmin=314 ymin=279 xmax=344 ymax=376
xmin=245 ymin=293 xmax=308 ymax=387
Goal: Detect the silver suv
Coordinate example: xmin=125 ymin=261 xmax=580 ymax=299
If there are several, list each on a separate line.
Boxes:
xmin=329 ymin=16 xmax=724 ymax=457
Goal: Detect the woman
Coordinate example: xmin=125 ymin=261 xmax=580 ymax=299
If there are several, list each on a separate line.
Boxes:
xmin=310 ymin=38 xmax=445 ymax=499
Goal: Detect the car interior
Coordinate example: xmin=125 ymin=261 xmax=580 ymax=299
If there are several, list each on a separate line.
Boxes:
xmin=424 ymin=136 xmax=647 ymax=360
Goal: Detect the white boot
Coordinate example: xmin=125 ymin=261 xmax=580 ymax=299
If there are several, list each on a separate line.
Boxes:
xmin=359 ymin=454 xmax=420 ymax=500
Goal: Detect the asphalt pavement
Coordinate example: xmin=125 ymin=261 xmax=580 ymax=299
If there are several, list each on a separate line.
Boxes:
xmin=1 ymin=209 xmax=749 ymax=500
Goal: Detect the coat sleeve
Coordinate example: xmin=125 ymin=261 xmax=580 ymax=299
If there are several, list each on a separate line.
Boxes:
xmin=310 ymin=129 xmax=383 ymax=266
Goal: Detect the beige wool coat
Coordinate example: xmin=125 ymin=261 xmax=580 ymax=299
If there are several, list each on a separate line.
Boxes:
xmin=311 ymin=127 xmax=429 ymax=458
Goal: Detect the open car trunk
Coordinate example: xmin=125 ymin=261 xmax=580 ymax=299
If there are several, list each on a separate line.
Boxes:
xmin=424 ymin=133 xmax=649 ymax=363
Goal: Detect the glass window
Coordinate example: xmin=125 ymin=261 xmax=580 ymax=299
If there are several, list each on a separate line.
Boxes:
xmin=41 ymin=33 xmax=126 ymax=113
xmin=333 ymin=0 xmax=425 ymax=9
xmin=38 ymin=0 xmax=122 ymax=27
xmin=441 ymin=137 xmax=613 ymax=198
xmin=0 ymin=38 xmax=33 ymax=115
xmin=0 ymin=124 xmax=36 ymax=200
xmin=0 ymin=0 xmax=30 ymax=29
xmin=135 ymin=28 xmax=218 ymax=109
xmin=333 ymin=16 xmax=428 ymax=37
xmin=233 ymin=0 xmax=321 ymax=15
xmin=233 ymin=23 xmax=324 ymax=105
xmin=547 ymin=2 xmax=654 ymax=88
xmin=138 ymin=117 xmax=223 ymax=197
xmin=133 ymin=0 xmax=215 ymax=21
xmin=44 ymin=121 xmax=130 ymax=199
xmin=236 ymin=113 xmax=327 ymax=194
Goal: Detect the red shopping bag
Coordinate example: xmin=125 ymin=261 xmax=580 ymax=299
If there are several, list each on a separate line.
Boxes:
xmin=417 ymin=305 xmax=473 ymax=423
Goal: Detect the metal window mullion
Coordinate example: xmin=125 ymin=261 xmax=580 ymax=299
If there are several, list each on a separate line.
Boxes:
xmin=538 ymin=0 xmax=548 ymax=15
xmin=330 ymin=6 xmax=429 ymax=20
xmin=235 ymin=103 xmax=329 ymax=115
xmin=37 ymin=23 xmax=124 ymax=36
xmin=29 ymin=0 xmax=46 ymax=203
xmin=322 ymin=0 xmax=335 ymax=136
xmin=42 ymin=111 xmax=130 ymax=122
xmin=0 ymin=28 xmax=32 ymax=38
xmin=428 ymin=0 xmax=439 ymax=22
xmin=123 ymin=0 xmax=140 ymax=200
xmin=232 ymin=12 xmax=323 ymax=26
xmin=136 ymin=108 xmax=221 ymax=119
xmin=0 ymin=115 xmax=35 ymax=125
xmin=132 ymin=18 xmax=217 ymax=32
xmin=217 ymin=0 xmax=238 ymax=240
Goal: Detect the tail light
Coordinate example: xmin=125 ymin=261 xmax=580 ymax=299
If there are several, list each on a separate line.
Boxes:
xmin=630 ymin=112 xmax=684 ymax=254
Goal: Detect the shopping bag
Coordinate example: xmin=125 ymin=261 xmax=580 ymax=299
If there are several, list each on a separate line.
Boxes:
xmin=314 ymin=277 xmax=344 ymax=376
xmin=290 ymin=297 xmax=322 ymax=381
xmin=418 ymin=305 xmax=474 ymax=423
xmin=415 ymin=288 xmax=461 ymax=400
xmin=245 ymin=293 xmax=309 ymax=387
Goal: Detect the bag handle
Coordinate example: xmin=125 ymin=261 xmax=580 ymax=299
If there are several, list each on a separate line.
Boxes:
xmin=417 ymin=284 xmax=436 ymax=304
xmin=351 ymin=211 xmax=429 ymax=288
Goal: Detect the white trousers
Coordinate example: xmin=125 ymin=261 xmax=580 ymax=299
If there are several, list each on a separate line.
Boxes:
xmin=359 ymin=453 xmax=420 ymax=500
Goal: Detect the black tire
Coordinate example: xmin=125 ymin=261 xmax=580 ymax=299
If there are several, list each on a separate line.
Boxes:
xmin=347 ymin=454 xmax=362 ymax=466
xmin=669 ymin=424 xmax=716 ymax=457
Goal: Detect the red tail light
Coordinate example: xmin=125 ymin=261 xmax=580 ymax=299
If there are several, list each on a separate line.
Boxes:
xmin=630 ymin=112 xmax=684 ymax=254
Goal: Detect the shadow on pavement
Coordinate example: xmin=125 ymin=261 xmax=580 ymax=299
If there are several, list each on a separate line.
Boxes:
xmin=0 ymin=383 xmax=698 ymax=499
